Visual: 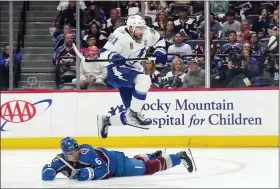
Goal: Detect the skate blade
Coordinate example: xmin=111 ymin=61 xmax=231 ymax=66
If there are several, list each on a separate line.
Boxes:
xmin=97 ymin=115 xmax=102 ymax=138
xmin=186 ymin=149 xmax=197 ymax=172
xmin=127 ymin=124 xmax=150 ymax=130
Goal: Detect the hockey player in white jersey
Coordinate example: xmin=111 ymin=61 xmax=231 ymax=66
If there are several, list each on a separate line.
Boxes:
xmin=98 ymin=15 xmax=166 ymax=138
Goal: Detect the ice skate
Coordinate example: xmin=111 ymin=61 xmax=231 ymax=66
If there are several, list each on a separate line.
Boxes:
xmin=125 ymin=108 xmax=151 ymax=129
xmin=97 ymin=115 xmax=111 ymax=139
xmin=177 ymin=149 xmax=197 ymax=173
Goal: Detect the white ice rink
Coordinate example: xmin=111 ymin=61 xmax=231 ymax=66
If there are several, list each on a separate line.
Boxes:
xmin=1 ymin=148 xmax=278 ymax=188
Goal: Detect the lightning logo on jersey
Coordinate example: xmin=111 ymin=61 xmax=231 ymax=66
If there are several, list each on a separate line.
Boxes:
xmin=112 ymin=67 xmax=127 ymax=81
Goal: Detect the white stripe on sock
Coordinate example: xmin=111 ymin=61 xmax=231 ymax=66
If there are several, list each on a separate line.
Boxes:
xmin=164 ymin=155 xmax=173 ymax=169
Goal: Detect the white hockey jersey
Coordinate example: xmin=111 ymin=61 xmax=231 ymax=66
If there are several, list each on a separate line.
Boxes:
xmin=100 ymin=26 xmax=166 ymax=73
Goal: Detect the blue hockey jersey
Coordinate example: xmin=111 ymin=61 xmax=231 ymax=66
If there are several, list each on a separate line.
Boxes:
xmin=42 ymin=145 xmax=127 ymax=180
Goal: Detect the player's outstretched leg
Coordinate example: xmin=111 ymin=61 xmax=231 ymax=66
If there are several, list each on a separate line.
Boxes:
xmin=126 ymin=74 xmax=152 ymax=127
xmin=134 ymin=149 xmax=196 ymax=175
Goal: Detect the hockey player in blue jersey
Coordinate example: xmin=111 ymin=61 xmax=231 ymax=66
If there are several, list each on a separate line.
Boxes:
xmin=42 ymin=137 xmax=196 ymax=181
xmin=97 ymin=15 xmax=167 ymax=138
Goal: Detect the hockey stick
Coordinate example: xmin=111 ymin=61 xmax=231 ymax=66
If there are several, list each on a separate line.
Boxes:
xmin=56 ymin=154 xmax=78 ymax=174
xmin=72 ymin=43 xmax=156 ymax=63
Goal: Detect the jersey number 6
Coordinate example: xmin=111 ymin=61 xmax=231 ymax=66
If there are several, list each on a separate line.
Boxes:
xmin=95 ymin=158 xmax=102 ymax=165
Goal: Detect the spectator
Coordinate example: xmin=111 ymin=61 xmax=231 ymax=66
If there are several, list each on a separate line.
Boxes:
xmin=237 ymin=19 xmax=253 ymax=43
xmin=252 ymin=7 xmax=270 ymax=38
xmin=83 ymin=22 xmax=107 ymax=48
xmin=197 ymin=13 xmax=222 ymax=39
xmin=146 ymin=1 xmax=168 ymax=23
xmin=53 ymin=33 xmax=76 ymax=65
xmin=189 ymin=1 xmax=204 ymax=16
xmin=106 ymin=8 xmax=120 ymax=29
xmin=86 ymin=46 xmax=99 ymax=60
xmin=50 ymin=0 xmax=86 ymax=34
xmin=182 ymin=58 xmax=205 ymax=88
xmin=165 ymin=21 xmax=175 ymax=44
xmin=160 ymin=57 xmax=186 ymax=88
xmin=242 ymin=42 xmax=251 ymax=53
xmin=243 ymin=48 xmax=258 ymax=68
xmin=107 ymin=19 xmax=125 ymax=36
xmin=250 ymin=32 xmax=264 ymax=56
xmin=127 ymin=1 xmax=141 ymax=16
xmin=168 ymin=32 xmax=193 ymax=57
xmin=153 ymin=11 xmax=168 ymax=30
xmin=221 ymin=11 xmax=241 ymax=37
xmin=59 ymin=1 xmax=85 ymax=29
xmin=226 ymin=49 xmax=259 ymax=87
xmin=0 ymin=44 xmax=22 ymax=89
xmin=54 ymin=24 xmax=75 ymax=51
xmin=81 ymin=35 xmax=97 ymax=56
xmin=242 ymin=42 xmax=259 ymax=68
xmin=173 ymin=6 xmax=198 ymax=39
xmin=221 ymin=30 xmax=242 ymax=55
xmin=268 ymin=9 xmax=279 ymax=37
xmin=151 ymin=28 xmax=170 ymax=53
xmin=144 ymin=60 xmax=161 ymax=88
xmin=210 ymin=1 xmax=229 ymax=17
xmin=96 ymin=2 xmax=119 ymax=19
xmin=72 ymin=46 xmax=107 ymax=89
xmin=85 ymin=1 xmax=107 ymax=29
xmin=53 ymin=33 xmax=76 ymax=87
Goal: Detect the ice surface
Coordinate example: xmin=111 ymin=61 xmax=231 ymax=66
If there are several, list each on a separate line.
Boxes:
xmin=1 ymin=148 xmax=278 ymax=188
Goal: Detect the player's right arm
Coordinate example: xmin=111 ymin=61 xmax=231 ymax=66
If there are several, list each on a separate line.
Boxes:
xmin=99 ymin=29 xmax=126 ymax=66
xmin=42 ymin=156 xmax=65 ymax=181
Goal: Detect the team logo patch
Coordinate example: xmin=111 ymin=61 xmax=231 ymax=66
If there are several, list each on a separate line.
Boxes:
xmin=144 ymin=40 xmax=147 ymax=46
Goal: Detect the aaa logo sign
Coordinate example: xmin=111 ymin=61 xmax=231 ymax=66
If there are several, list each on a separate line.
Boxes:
xmin=1 ymin=100 xmax=36 ymax=123
xmin=0 ymin=99 xmax=52 ymax=131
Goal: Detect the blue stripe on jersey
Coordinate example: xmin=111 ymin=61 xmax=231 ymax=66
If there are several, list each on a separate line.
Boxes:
xmin=138 ymin=48 xmax=146 ymax=58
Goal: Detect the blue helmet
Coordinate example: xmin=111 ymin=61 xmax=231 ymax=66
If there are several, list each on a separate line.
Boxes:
xmin=60 ymin=137 xmax=79 ymax=153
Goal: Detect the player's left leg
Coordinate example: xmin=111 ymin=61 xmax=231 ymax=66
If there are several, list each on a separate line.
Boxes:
xmin=102 ymin=74 xmax=153 ymax=130
xmin=116 ymin=150 xmax=167 ymax=177
xmin=98 ymin=73 xmax=152 ymax=138
xmin=134 ymin=149 xmax=197 ymax=175
xmin=125 ymin=74 xmax=152 ymax=127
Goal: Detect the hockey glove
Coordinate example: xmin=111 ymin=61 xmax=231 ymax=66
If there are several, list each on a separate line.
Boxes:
xmin=153 ymin=48 xmax=166 ymax=64
xmin=42 ymin=167 xmax=56 ymax=181
xmin=75 ymin=167 xmax=94 ymax=181
xmin=109 ymin=53 xmax=126 ymax=66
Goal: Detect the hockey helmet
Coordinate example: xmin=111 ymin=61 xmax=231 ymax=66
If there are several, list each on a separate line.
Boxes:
xmin=126 ymin=15 xmax=146 ymax=34
xmin=60 ymin=137 xmax=79 ymax=153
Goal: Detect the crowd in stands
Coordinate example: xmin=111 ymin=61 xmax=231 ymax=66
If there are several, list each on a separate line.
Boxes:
xmin=0 ymin=44 xmax=22 ymax=90
xmin=1 ymin=1 xmax=279 ymax=90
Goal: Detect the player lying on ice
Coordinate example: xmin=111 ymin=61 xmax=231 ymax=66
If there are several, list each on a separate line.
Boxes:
xmin=42 ymin=137 xmax=197 ymax=181
xmin=97 ymin=15 xmax=167 ymax=138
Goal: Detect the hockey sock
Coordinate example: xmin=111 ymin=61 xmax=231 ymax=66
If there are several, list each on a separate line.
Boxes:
xmin=134 ymin=154 xmax=181 ymax=175
xmin=130 ymin=90 xmax=147 ymax=113
xmin=130 ymin=74 xmax=151 ymax=113
xmin=109 ymin=111 xmax=127 ymax=126
xmin=164 ymin=154 xmax=181 ymax=169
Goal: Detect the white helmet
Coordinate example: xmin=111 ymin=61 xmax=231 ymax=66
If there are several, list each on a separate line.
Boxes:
xmin=126 ymin=15 xmax=146 ymax=32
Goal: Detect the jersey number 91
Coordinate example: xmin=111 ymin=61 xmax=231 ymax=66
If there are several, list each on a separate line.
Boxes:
xmin=108 ymin=35 xmax=119 ymax=45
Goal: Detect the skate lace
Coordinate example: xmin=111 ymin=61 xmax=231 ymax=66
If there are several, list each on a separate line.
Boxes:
xmin=137 ymin=112 xmax=147 ymax=121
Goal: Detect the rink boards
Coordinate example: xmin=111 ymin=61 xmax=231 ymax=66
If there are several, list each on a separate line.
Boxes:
xmin=0 ymin=88 xmax=279 ymax=149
